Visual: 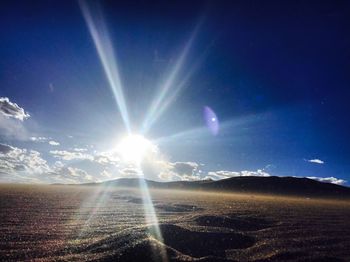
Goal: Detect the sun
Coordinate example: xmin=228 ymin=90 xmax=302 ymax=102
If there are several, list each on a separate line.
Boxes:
xmin=116 ymin=134 xmax=155 ymax=163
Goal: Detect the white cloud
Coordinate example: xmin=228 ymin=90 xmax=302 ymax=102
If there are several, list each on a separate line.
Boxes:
xmin=205 ymin=169 xmax=271 ymax=180
xmin=140 ymin=160 xmax=201 ymax=181
xmin=30 ymin=136 xmax=49 ymax=142
xmin=50 ymin=150 xmax=93 ymax=161
xmin=45 ymin=166 xmax=96 ymax=184
xmin=165 ymin=161 xmax=201 ymax=181
xmin=120 ymin=167 xmax=141 ymax=177
xmin=0 ymin=143 xmax=50 ymax=182
xmin=306 ymin=159 xmax=324 ymax=164
xmin=93 ymin=152 xmax=120 ymax=166
xmin=53 ymin=161 xmax=64 ymax=169
xmin=48 ymin=140 xmax=60 ymax=146
xmin=31 ymin=137 xmax=60 ymax=146
xmin=307 ymin=176 xmax=346 ymax=185
xmin=0 ymin=97 xmax=30 ymax=121
xmin=0 ymin=143 xmax=107 ymax=184
xmin=73 ymin=148 xmax=87 ymax=152
xmin=47 ymin=150 xmax=125 ymax=182
xmin=0 ymin=97 xmax=30 ymax=141
xmin=0 ymin=114 xmax=29 ymax=140
xmin=172 ymin=162 xmax=199 ymax=175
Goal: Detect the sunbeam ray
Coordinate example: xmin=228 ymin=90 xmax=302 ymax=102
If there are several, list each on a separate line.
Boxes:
xmin=145 ymin=43 xmax=213 ymax=134
xmin=79 ymin=0 xmax=130 ymax=132
xmin=77 ymin=183 xmax=114 ymax=238
xmin=137 ymin=168 xmax=168 ymax=262
xmin=141 ymin=20 xmax=203 ymax=134
xmin=154 ymin=112 xmax=268 ymax=146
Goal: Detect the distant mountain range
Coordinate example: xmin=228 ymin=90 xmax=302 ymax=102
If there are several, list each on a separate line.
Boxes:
xmin=82 ymin=176 xmax=350 ymax=199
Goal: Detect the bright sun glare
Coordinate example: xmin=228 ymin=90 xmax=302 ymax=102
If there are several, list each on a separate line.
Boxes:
xmin=117 ymin=134 xmax=155 ymax=163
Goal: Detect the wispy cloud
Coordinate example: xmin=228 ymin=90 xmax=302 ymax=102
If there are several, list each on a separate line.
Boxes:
xmin=306 ymin=159 xmax=324 ymax=164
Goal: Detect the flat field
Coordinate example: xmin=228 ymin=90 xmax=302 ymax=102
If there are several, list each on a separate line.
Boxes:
xmin=0 ymin=184 xmax=349 ymax=261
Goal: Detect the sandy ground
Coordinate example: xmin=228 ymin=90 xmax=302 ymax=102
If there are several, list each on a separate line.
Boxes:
xmin=0 ymin=184 xmax=349 ymax=261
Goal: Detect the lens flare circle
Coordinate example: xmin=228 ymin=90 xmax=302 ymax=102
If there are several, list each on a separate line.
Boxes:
xmin=204 ymin=106 xmax=219 ymax=135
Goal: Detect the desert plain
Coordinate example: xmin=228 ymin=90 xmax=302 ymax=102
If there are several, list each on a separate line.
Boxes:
xmin=0 ymin=183 xmax=349 ymax=261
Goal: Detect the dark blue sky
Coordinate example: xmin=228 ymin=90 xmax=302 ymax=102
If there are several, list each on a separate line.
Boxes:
xmin=1 ymin=1 xmax=350 ymax=184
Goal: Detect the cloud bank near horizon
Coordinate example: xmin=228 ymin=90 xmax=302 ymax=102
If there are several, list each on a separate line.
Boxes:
xmin=0 ymin=143 xmax=347 ymax=186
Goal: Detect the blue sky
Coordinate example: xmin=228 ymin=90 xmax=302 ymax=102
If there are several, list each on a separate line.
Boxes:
xmin=0 ymin=1 xmax=349 ymax=185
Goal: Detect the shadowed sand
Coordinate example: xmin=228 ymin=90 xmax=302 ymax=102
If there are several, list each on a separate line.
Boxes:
xmin=194 ymin=215 xmax=273 ymax=231
xmin=83 ymin=224 xmax=254 ymax=261
xmin=153 ymin=224 xmax=255 ymax=257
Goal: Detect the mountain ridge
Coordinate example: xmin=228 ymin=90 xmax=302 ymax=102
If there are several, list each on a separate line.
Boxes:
xmin=79 ymin=176 xmax=350 ymax=199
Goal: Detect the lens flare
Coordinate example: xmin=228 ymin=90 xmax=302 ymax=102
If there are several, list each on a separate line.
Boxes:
xmin=204 ymin=106 xmax=219 ymax=135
